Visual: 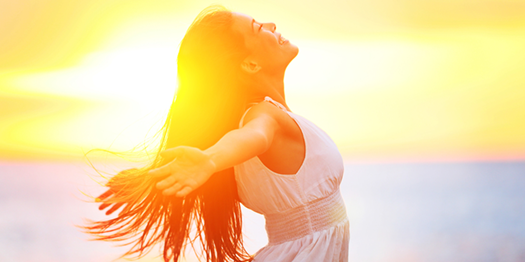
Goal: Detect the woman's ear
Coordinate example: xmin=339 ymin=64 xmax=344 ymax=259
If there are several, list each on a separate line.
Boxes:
xmin=241 ymin=58 xmax=262 ymax=74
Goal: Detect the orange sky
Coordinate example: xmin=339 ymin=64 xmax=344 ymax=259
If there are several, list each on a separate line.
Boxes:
xmin=1 ymin=0 xmax=525 ymax=162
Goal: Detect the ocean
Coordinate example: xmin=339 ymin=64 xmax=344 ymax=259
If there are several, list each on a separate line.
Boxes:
xmin=0 ymin=161 xmax=524 ymax=262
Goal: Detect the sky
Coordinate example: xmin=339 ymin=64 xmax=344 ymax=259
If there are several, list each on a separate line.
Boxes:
xmin=1 ymin=0 xmax=525 ymax=162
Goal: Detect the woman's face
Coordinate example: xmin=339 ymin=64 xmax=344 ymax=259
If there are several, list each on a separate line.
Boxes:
xmin=232 ymin=12 xmax=299 ymax=73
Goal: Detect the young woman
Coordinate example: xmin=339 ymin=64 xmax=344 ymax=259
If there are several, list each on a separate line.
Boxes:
xmin=85 ymin=5 xmax=349 ymax=262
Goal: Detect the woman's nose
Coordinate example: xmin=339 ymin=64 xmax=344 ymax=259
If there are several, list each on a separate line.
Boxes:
xmin=263 ymin=22 xmax=276 ymax=32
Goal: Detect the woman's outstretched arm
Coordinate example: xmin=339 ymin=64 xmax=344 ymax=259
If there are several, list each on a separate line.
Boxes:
xmin=149 ymin=102 xmax=282 ymax=197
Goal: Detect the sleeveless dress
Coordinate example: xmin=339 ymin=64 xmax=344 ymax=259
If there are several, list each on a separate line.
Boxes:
xmin=234 ymin=96 xmax=349 ymax=262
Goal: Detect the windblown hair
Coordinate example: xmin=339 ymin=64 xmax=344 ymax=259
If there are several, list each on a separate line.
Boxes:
xmin=83 ymin=5 xmax=253 ymax=262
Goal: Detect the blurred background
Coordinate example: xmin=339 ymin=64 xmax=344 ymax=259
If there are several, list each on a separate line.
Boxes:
xmin=1 ymin=0 xmax=524 ymax=261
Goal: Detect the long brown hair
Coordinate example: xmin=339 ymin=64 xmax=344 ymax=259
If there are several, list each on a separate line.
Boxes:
xmin=83 ymin=5 xmax=253 ymax=262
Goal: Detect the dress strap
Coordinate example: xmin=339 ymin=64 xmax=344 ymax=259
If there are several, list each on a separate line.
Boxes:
xmin=238 ymin=106 xmax=255 ymax=128
xmin=238 ymin=96 xmax=289 ymax=128
xmin=263 ymin=96 xmax=289 ymax=112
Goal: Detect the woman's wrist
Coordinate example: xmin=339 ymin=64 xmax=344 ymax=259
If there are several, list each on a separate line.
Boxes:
xmin=208 ymin=157 xmax=218 ymax=174
xmin=204 ymin=150 xmax=219 ymax=174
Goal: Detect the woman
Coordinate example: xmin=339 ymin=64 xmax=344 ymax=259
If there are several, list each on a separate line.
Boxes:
xmin=85 ymin=5 xmax=349 ymax=262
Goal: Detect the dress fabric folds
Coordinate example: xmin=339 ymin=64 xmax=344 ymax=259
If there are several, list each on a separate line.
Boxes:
xmin=234 ymin=96 xmax=349 ymax=262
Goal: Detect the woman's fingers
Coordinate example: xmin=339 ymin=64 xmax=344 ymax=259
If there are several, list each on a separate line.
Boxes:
xmin=175 ymin=186 xmax=193 ymax=198
xmin=98 ymin=201 xmax=111 ymax=211
xmin=163 ymin=183 xmax=193 ymax=197
xmin=149 ymin=159 xmax=182 ymax=178
xmin=156 ymin=175 xmax=177 ymax=190
xmin=148 ymin=164 xmax=172 ymax=178
xmin=160 ymin=146 xmax=187 ymax=159
xmin=162 ymin=182 xmax=184 ymax=196
xmin=106 ymin=202 xmax=125 ymax=216
xmin=96 ymin=189 xmax=113 ymax=202
xmin=150 ymin=148 xmax=188 ymax=177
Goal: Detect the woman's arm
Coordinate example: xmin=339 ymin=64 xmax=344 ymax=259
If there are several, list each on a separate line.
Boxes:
xmin=149 ymin=103 xmax=282 ymax=197
xmin=206 ymin=111 xmax=279 ymax=172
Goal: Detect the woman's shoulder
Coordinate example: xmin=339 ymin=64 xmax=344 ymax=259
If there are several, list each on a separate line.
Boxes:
xmin=241 ymin=98 xmax=284 ymax=122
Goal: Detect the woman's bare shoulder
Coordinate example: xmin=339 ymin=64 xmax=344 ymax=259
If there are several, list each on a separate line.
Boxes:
xmin=243 ymin=100 xmax=285 ymax=121
xmin=242 ymin=101 xmax=296 ymax=134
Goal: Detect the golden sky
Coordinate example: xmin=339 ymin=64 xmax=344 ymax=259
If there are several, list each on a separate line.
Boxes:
xmin=1 ymin=0 xmax=525 ymax=162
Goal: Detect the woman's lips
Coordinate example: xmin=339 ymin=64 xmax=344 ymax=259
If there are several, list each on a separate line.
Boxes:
xmin=279 ymin=35 xmax=288 ymax=45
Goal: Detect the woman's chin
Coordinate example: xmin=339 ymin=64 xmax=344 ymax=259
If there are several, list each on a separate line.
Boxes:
xmin=291 ymin=45 xmax=299 ymax=58
xmin=286 ymin=45 xmax=299 ymax=63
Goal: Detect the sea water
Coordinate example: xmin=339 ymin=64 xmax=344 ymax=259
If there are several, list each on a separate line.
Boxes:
xmin=0 ymin=161 xmax=524 ymax=262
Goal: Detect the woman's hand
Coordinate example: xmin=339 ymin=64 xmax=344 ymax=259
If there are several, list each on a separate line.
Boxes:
xmin=96 ymin=188 xmax=126 ymax=215
xmin=149 ymin=146 xmax=217 ymax=197
xmin=96 ymin=168 xmax=138 ymax=215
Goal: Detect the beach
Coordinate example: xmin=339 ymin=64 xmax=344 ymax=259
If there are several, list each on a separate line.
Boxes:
xmin=1 ymin=161 xmax=524 ymax=261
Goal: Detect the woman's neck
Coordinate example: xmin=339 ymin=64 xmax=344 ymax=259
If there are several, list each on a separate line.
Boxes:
xmin=247 ymin=71 xmax=289 ymax=110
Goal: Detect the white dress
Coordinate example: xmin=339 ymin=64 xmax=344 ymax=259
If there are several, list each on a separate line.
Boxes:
xmin=234 ymin=96 xmax=349 ymax=262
